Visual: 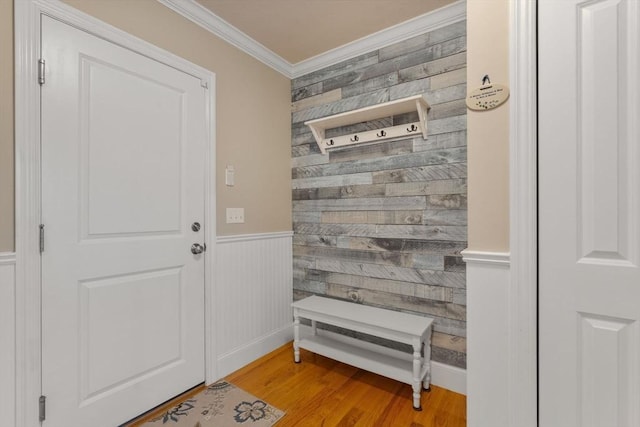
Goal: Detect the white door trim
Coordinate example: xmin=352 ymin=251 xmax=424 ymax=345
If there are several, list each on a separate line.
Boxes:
xmin=508 ymin=0 xmax=537 ymax=426
xmin=14 ymin=2 xmax=217 ymax=426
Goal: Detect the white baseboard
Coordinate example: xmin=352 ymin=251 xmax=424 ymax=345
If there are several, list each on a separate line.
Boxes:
xmin=216 ymin=324 xmax=293 ymax=378
xmin=431 ymin=361 xmax=466 ymax=395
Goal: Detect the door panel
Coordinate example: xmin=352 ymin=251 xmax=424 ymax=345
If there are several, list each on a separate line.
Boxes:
xmin=539 ymin=0 xmax=640 ymax=426
xmin=41 ymin=16 xmax=206 ymax=427
xmin=79 ymin=267 xmax=184 ymax=402
xmin=575 ymin=0 xmax=637 ymax=266
xmin=81 ymin=56 xmax=184 ymax=237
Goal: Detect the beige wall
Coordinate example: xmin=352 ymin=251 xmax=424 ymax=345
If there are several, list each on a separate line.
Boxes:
xmin=466 ymin=0 xmax=510 ymax=252
xmin=3 ymin=0 xmax=512 ymax=250
xmin=0 ymin=0 xmax=292 ymax=249
xmin=0 ymin=0 xmax=14 ymax=252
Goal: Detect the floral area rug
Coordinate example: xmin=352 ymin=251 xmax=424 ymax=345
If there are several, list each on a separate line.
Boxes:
xmin=141 ymin=381 xmax=284 ymax=426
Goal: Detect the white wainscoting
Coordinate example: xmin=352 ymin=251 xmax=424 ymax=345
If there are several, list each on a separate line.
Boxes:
xmin=0 ymin=253 xmax=16 ymax=427
xmin=462 ymin=250 xmax=511 ymax=427
xmin=215 ymin=232 xmax=293 ymax=377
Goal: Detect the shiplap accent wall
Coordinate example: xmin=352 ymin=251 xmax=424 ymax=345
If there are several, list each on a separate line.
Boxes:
xmin=0 ymin=253 xmax=16 ymax=427
xmin=291 ymin=21 xmax=467 ymax=369
xmin=215 ymin=232 xmax=293 ymax=377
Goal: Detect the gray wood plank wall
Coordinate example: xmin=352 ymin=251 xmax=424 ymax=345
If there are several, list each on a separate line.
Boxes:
xmin=291 ymin=21 xmax=467 ymax=369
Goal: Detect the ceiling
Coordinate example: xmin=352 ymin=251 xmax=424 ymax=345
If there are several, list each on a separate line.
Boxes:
xmin=195 ymin=0 xmax=456 ymax=64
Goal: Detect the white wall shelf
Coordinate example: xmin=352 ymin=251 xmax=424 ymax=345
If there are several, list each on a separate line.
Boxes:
xmin=305 ymin=94 xmax=430 ymax=154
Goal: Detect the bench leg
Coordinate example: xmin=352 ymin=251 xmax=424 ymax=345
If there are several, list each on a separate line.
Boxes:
xmin=423 ymin=327 xmax=432 ymax=391
xmin=412 ymin=340 xmax=422 ymax=411
xmin=311 ymin=319 xmax=317 ymax=336
xmin=293 ymin=312 xmax=301 ymax=363
xmin=423 ymin=373 xmax=431 ymax=391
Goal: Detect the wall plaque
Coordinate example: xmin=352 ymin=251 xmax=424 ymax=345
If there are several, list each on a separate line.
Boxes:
xmin=466 ymin=82 xmax=510 ymax=111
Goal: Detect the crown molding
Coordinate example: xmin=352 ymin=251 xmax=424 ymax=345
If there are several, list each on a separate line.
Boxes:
xmin=156 ymin=0 xmax=295 ymax=77
xmin=292 ymin=0 xmax=466 ymax=78
xmin=157 ymin=0 xmax=466 ymax=79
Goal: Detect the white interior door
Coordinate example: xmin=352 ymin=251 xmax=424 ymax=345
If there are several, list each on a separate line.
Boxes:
xmin=41 ymin=16 xmax=207 ymax=427
xmin=539 ymin=1 xmax=640 ymax=426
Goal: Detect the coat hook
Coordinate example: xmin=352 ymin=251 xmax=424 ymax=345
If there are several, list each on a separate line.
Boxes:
xmin=406 ymin=124 xmax=418 ymax=132
xmin=376 ymin=130 xmax=386 ymax=137
xmin=350 ymin=135 xmax=359 ymax=142
xmin=327 ymin=139 xmax=334 ymax=146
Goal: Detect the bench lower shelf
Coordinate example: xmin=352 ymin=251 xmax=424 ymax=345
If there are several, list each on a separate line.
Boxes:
xmin=295 ymin=326 xmax=430 ymax=409
xmin=291 ymin=296 xmax=433 ymax=410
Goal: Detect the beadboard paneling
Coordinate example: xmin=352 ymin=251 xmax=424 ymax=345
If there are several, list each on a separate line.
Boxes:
xmin=215 ymin=233 xmax=293 ymax=376
xmin=462 ymin=251 xmax=510 ymax=427
xmin=0 ymin=253 xmax=16 ymax=427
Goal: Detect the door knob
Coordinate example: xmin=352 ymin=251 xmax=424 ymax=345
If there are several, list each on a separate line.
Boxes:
xmin=191 ymin=243 xmax=205 ymax=255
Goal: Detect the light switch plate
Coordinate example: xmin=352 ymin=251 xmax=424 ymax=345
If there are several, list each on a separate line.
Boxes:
xmin=225 ymin=165 xmax=235 ymax=186
xmin=226 ymin=207 xmax=244 ymax=223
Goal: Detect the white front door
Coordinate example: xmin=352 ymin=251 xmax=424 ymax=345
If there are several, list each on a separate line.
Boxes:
xmin=539 ymin=1 xmax=640 ymax=426
xmin=41 ymin=16 xmax=207 ymax=427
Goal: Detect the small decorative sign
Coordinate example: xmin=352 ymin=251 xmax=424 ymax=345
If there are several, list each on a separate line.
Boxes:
xmin=466 ymin=75 xmax=510 ymax=111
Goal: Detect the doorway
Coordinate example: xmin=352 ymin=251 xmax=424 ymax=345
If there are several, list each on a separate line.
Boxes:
xmin=538 ymin=0 xmax=640 ymax=425
xmin=14 ymin=2 xmax=216 ymax=426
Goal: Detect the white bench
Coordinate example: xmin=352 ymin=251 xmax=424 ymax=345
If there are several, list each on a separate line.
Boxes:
xmin=291 ymin=295 xmax=433 ymax=410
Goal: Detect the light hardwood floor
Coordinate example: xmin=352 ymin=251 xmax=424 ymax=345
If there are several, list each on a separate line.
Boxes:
xmin=128 ymin=342 xmax=466 ymax=426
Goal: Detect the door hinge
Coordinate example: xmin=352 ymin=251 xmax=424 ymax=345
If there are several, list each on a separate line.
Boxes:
xmin=38 ymin=59 xmax=45 ymax=85
xmin=39 ymin=224 xmax=45 ymax=253
xmin=39 ymin=395 xmax=46 ymax=422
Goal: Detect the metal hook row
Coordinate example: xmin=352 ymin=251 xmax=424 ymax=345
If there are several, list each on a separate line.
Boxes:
xmin=325 ymin=125 xmax=419 ymax=147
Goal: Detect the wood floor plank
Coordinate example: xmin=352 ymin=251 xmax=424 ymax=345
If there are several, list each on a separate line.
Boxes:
xmin=126 ymin=342 xmax=466 ymax=426
xmin=226 ymin=342 xmax=466 ymax=427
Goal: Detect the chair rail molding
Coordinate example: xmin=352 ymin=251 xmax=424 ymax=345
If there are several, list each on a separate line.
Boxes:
xmin=156 ymin=0 xmax=466 ymax=79
xmin=216 ymin=231 xmax=293 ymax=244
xmin=0 ymin=252 xmax=16 ymax=265
xmin=460 ymin=250 xmax=510 ymax=267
